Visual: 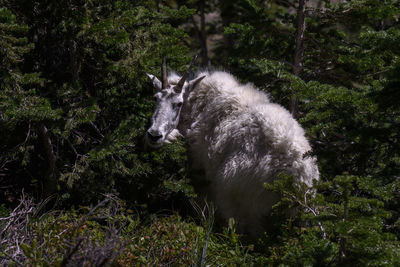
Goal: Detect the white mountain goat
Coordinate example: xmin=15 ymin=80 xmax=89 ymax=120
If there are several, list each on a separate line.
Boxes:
xmin=146 ymin=56 xmax=319 ymax=235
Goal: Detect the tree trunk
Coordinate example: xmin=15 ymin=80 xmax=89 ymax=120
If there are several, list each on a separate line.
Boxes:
xmin=69 ymin=39 xmax=80 ymax=83
xmin=291 ymin=0 xmax=307 ymax=118
xmin=339 ymin=185 xmax=349 ymax=260
xmin=199 ymin=0 xmax=210 ymax=68
xmin=37 ymin=123 xmax=57 ymax=196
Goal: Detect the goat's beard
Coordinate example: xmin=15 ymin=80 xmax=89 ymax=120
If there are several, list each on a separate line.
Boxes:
xmin=145 ymin=138 xmax=163 ymax=148
xmin=164 ymin=129 xmax=183 ymax=144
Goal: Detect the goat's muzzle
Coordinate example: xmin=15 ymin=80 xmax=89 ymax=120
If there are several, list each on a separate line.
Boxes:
xmin=146 ymin=130 xmax=164 ymax=147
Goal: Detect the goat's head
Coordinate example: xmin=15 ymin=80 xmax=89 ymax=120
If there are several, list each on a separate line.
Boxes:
xmin=146 ymin=55 xmax=205 ymax=148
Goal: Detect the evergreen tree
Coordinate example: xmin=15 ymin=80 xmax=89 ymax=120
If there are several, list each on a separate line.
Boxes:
xmin=0 ymin=6 xmax=60 ymax=198
xmin=213 ymin=0 xmax=400 ymax=263
xmin=1 ymin=0 xmax=196 ymax=207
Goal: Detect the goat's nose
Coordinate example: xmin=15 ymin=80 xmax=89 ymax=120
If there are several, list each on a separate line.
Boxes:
xmin=147 ymin=130 xmax=163 ymax=142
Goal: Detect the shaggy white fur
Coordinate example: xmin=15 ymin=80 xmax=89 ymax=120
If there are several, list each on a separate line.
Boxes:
xmin=148 ymin=70 xmax=319 ymax=235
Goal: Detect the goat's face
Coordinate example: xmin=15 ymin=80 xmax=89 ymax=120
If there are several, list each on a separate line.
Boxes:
xmin=146 ymin=82 xmax=184 ymax=148
xmin=145 ymin=56 xmax=205 ymax=148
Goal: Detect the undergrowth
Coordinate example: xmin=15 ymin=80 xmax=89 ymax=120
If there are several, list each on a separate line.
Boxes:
xmin=0 ymin=194 xmax=265 ymax=266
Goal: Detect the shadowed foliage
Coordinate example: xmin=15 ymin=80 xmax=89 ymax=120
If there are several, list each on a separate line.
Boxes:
xmin=1 ymin=0 xmax=400 ymax=265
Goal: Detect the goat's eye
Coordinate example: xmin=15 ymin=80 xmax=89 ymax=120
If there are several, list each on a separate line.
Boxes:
xmin=175 ymin=102 xmax=183 ymax=108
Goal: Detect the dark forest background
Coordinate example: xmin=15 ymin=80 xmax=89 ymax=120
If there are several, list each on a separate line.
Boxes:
xmin=1 ymin=0 xmax=400 ymax=265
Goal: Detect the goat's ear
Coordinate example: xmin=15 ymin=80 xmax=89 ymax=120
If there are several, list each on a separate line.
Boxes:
xmin=188 ymin=75 xmax=206 ymax=92
xmin=146 ymin=73 xmax=162 ymax=91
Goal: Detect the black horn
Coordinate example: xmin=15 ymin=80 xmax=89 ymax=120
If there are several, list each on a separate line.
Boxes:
xmin=161 ymin=57 xmax=169 ymax=89
xmin=175 ymin=54 xmax=199 ymax=93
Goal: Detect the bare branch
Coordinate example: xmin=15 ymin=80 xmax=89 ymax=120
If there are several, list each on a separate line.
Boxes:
xmin=0 ymin=194 xmax=126 ymax=266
